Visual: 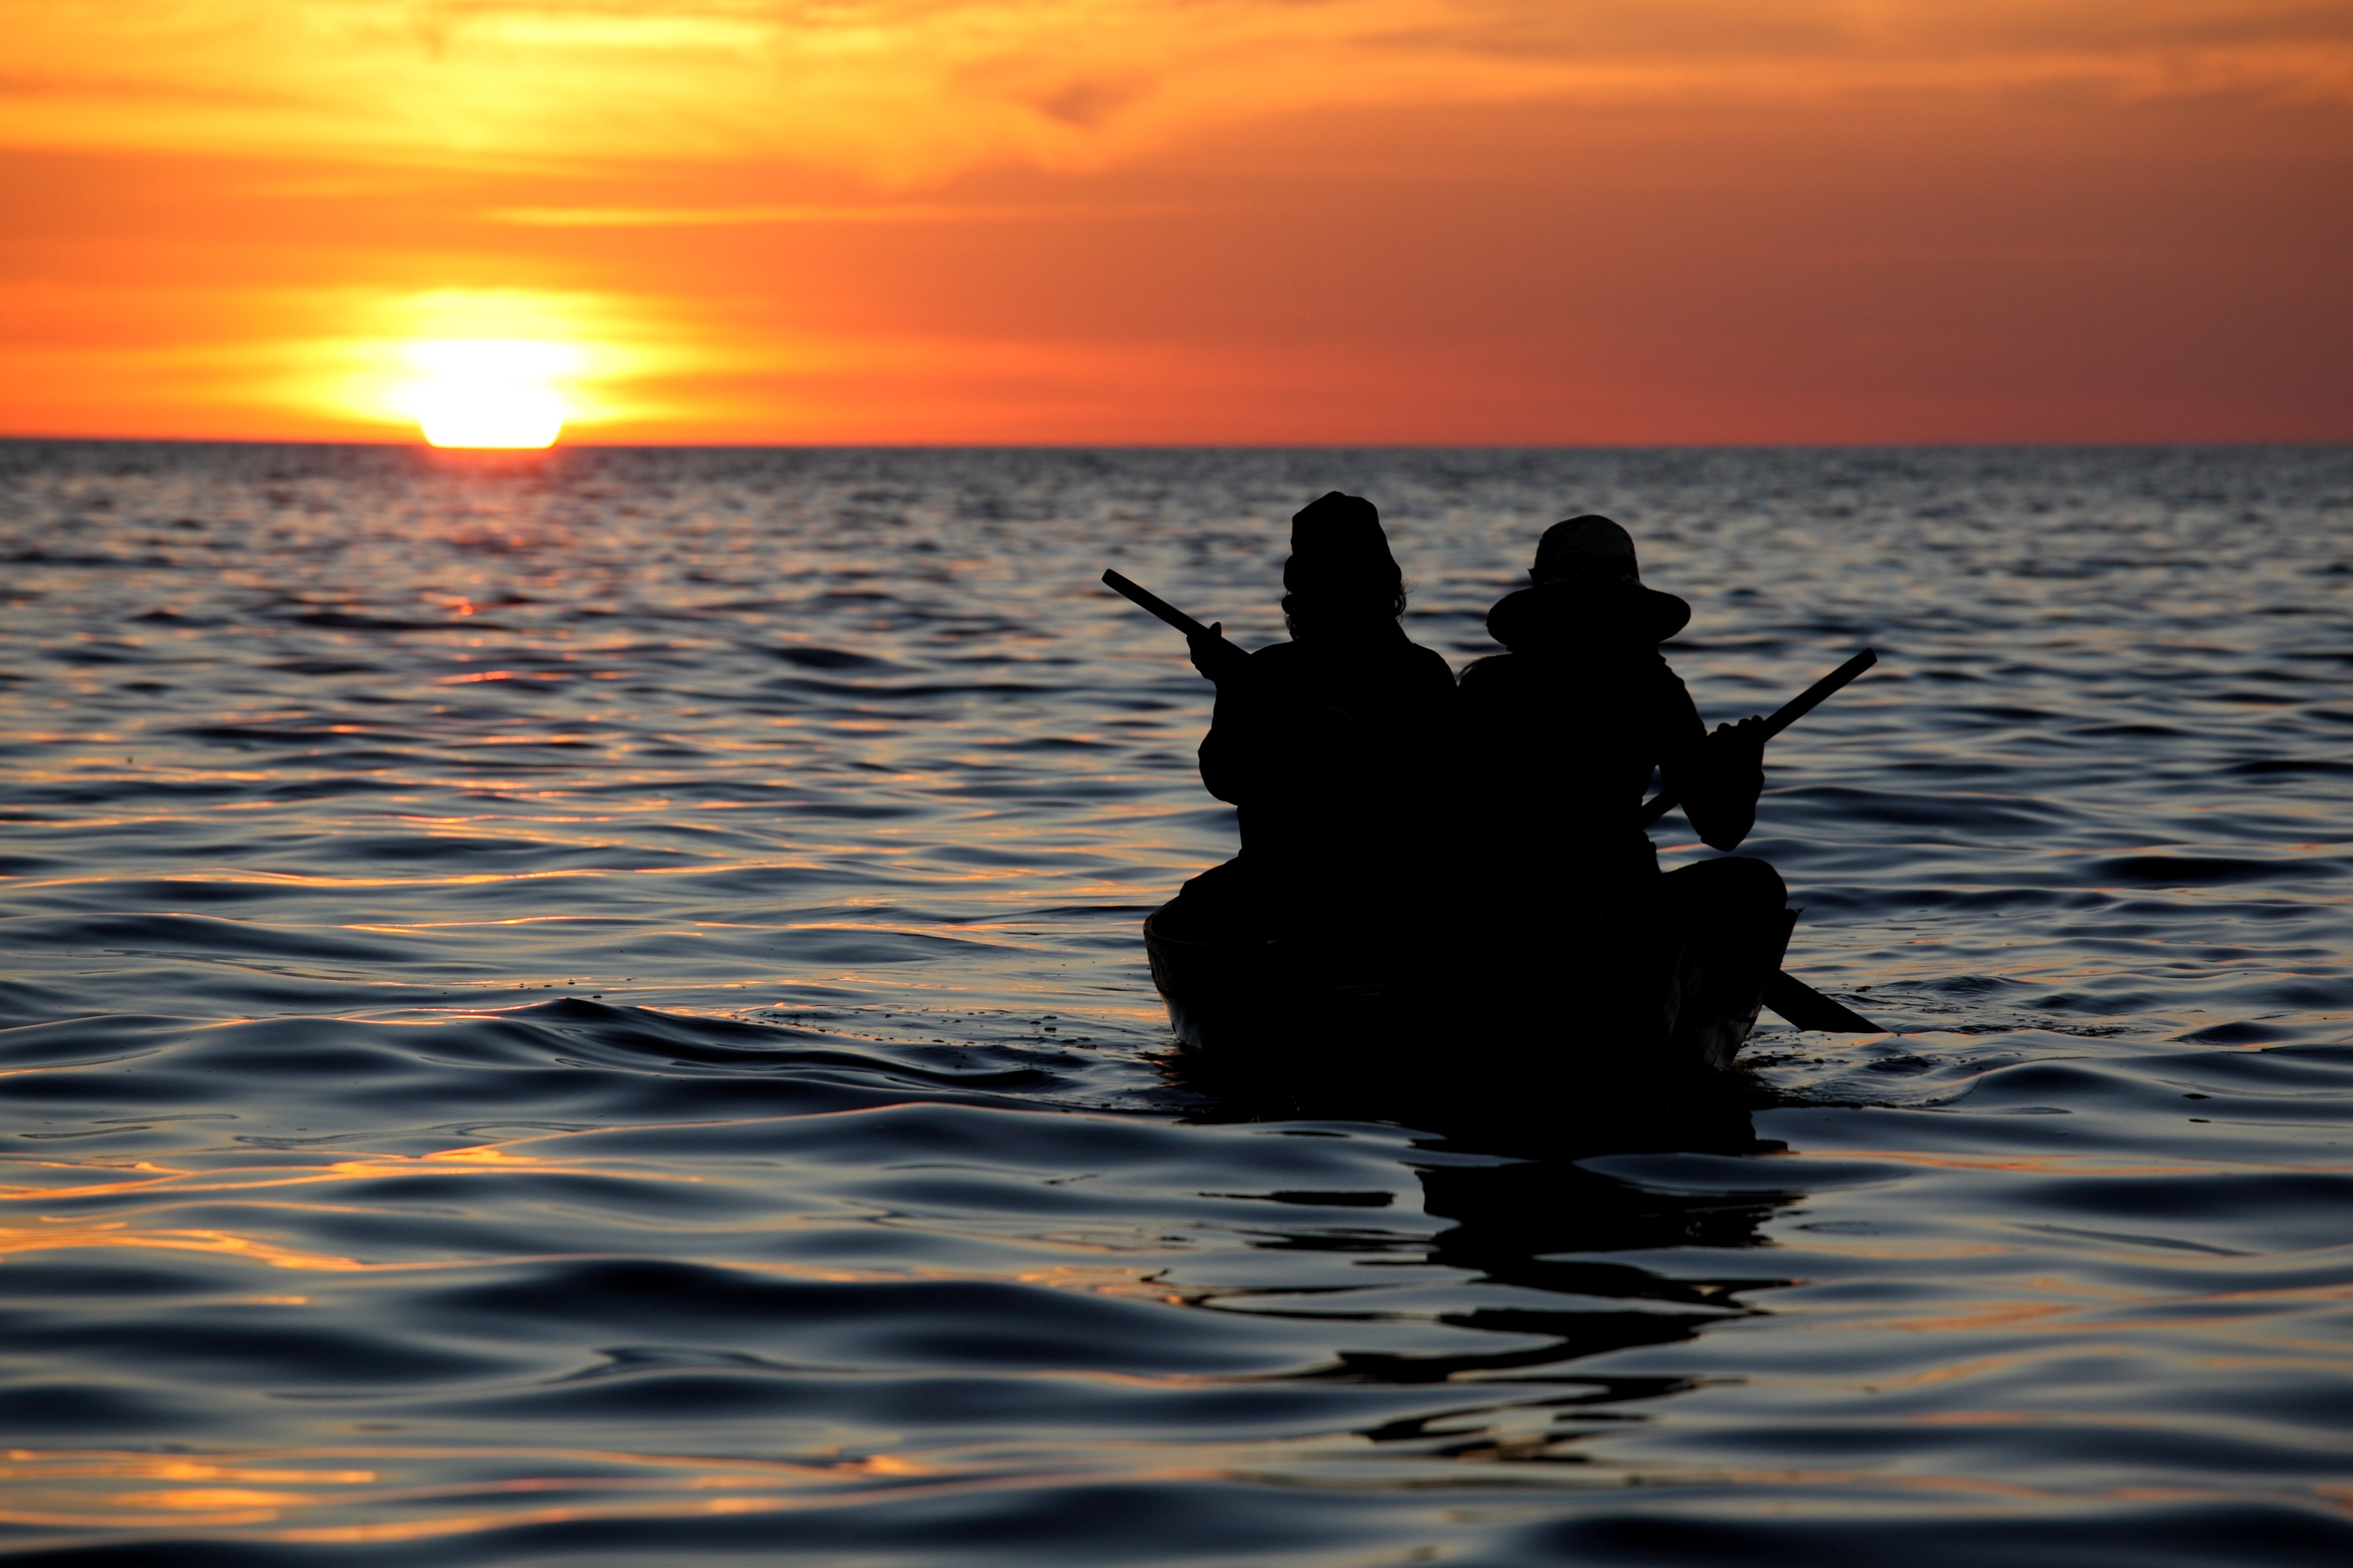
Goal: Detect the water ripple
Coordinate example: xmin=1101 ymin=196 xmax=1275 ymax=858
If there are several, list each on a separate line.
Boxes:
xmin=2 ymin=443 xmax=2350 ymax=1564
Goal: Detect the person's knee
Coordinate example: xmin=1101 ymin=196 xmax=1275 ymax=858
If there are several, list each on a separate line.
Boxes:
xmin=1163 ymin=858 xmax=1250 ymax=934
xmin=1732 ymin=856 xmax=1786 ymax=909
xmin=1182 ymin=857 xmax=1252 ymax=900
xmin=1690 ymin=855 xmax=1785 ymax=909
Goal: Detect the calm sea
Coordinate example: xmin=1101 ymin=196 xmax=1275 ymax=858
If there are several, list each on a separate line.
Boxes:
xmin=3 ymin=442 xmax=2350 ymax=1565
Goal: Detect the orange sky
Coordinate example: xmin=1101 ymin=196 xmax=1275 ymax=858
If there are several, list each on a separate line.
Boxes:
xmin=3 ymin=1 xmax=2348 ymax=443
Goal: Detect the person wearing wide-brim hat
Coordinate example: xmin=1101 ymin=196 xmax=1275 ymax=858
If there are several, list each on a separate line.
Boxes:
xmin=1457 ymin=514 xmax=1785 ymax=1061
xmin=1159 ymin=491 xmax=1456 ymax=946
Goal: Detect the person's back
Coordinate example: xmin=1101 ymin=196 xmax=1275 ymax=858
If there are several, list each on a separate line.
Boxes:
xmin=1458 ymin=515 xmax=1759 ymax=893
xmin=1456 ymin=516 xmax=1785 ymax=1063
xmin=1202 ymin=624 xmax=1454 ymax=882
xmin=1459 ymin=639 xmax=1703 ymax=886
xmin=1168 ymin=492 xmax=1455 ymax=943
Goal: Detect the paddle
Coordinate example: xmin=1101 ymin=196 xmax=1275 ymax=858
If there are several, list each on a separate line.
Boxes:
xmin=1637 ymin=647 xmax=1878 ymax=830
xmin=1636 ymin=646 xmax=1884 ymax=1034
xmin=1101 ymin=569 xmax=1363 ymax=727
xmin=1761 ymin=972 xmax=1883 ymax=1033
xmin=1101 ymin=568 xmax=1218 ymax=642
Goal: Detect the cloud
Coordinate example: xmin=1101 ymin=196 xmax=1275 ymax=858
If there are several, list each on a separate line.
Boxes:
xmin=1 ymin=1 xmax=2345 ymax=183
xmin=486 ymin=201 xmax=1175 ymax=225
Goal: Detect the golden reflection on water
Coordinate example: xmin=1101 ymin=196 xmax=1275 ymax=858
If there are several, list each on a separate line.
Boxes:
xmin=0 ymin=1446 xmax=976 ymax=1535
xmin=5 ymin=446 xmax=2352 ymax=1558
xmin=0 ymin=1442 xmax=1219 ymax=1543
xmin=10 ymin=1446 xmax=2331 ymax=1541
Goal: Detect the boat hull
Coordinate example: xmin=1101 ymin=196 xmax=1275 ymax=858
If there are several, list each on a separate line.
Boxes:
xmin=1143 ymin=898 xmax=1811 ymax=1078
xmin=1144 ymin=910 xmax=1405 ymax=1058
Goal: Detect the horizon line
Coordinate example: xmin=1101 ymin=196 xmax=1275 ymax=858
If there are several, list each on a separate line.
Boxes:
xmin=4 ymin=435 xmax=2347 ymax=452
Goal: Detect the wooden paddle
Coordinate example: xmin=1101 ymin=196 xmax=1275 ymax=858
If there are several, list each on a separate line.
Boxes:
xmin=1101 ymin=568 xmax=1218 ymax=642
xmin=1637 ymin=647 xmax=1878 ymax=829
xmin=1101 ymin=569 xmax=1363 ymax=727
xmin=1762 ymin=971 xmax=1883 ymax=1033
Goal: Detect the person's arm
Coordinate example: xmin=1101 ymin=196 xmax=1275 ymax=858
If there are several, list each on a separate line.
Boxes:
xmin=1451 ymin=657 xmax=1508 ymax=764
xmin=1456 ymin=656 xmax=1562 ymax=833
xmin=1658 ymin=672 xmax=1765 ymax=851
xmin=1686 ymin=717 xmax=1767 ymax=850
xmin=1197 ymin=679 xmax=1261 ymax=804
xmin=1195 ymin=643 xmax=1305 ymax=805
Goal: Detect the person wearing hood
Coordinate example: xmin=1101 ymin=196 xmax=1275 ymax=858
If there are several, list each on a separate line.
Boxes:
xmin=1162 ymin=491 xmax=1457 ymax=945
xmin=1458 ymin=515 xmax=1787 ymax=1060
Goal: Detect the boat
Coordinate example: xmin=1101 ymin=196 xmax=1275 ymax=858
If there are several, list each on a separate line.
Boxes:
xmin=1144 ymin=900 xmax=1876 ymax=1084
xmin=1103 ymin=574 xmax=1887 ymax=1085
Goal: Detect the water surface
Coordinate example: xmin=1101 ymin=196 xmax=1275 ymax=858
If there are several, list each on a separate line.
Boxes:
xmin=3 ymin=442 xmax=2350 ymax=1564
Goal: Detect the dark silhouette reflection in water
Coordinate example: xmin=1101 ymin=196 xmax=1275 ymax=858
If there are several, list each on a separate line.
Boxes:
xmin=1180 ymin=1050 xmax=1795 ymax=1419
xmin=1391 ymin=1131 xmax=1788 ymax=1385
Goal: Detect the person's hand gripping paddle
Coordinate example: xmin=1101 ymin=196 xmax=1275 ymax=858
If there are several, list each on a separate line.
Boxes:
xmin=1637 ymin=648 xmax=1878 ymax=829
xmin=1101 ymin=569 xmax=1362 ymax=728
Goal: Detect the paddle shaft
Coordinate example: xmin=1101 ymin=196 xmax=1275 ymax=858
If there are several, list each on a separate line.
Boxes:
xmin=1637 ymin=647 xmax=1877 ymax=830
xmin=1102 ymin=569 xmax=1214 ymax=640
xmin=1101 ymin=569 xmax=1362 ymax=727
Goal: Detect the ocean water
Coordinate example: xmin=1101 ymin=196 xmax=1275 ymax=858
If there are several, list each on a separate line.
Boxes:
xmin=2 ymin=441 xmax=2350 ymax=1566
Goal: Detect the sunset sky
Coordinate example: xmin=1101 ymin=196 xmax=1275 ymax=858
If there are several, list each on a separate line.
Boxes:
xmin=3 ymin=1 xmax=2348 ymax=444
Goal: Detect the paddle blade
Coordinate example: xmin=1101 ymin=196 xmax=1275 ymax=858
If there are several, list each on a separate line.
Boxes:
xmin=1763 ymin=971 xmax=1885 ymax=1033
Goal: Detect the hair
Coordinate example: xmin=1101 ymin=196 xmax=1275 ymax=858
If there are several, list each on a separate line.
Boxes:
xmin=1281 ymin=582 xmax=1409 ymax=639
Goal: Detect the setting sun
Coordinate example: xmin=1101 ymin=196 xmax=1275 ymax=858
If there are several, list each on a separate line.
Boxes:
xmin=0 ymin=1 xmax=2345 ymax=443
xmin=394 ymin=338 xmax=585 ymax=448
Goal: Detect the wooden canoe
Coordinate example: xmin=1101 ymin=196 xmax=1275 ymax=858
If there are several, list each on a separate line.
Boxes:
xmin=1144 ymin=903 xmax=1880 ymax=1078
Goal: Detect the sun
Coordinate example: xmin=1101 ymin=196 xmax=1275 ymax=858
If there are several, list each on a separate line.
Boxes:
xmin=394 ymin=339 xmax=588 ymax=448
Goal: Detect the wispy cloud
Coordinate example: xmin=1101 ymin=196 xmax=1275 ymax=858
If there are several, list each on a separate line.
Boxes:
xmin=1 ymin=1 xmax=2345 ymax=182
xmin=486 ymin=202 xmax=1178 ymax=226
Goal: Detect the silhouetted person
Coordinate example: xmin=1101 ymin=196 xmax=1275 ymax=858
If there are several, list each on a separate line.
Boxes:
xmin=1457 ymin=516 xmax=1788 ymax=1067
xmin=1160 ymin=493 xmax=1455 ymax=952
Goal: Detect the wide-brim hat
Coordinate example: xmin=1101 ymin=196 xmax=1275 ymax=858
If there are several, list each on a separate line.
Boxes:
xmin=1486 ymin=579 xmax=1690 ymax=650
xmin=1486 ymin=512 xmax=1690 ymax=649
